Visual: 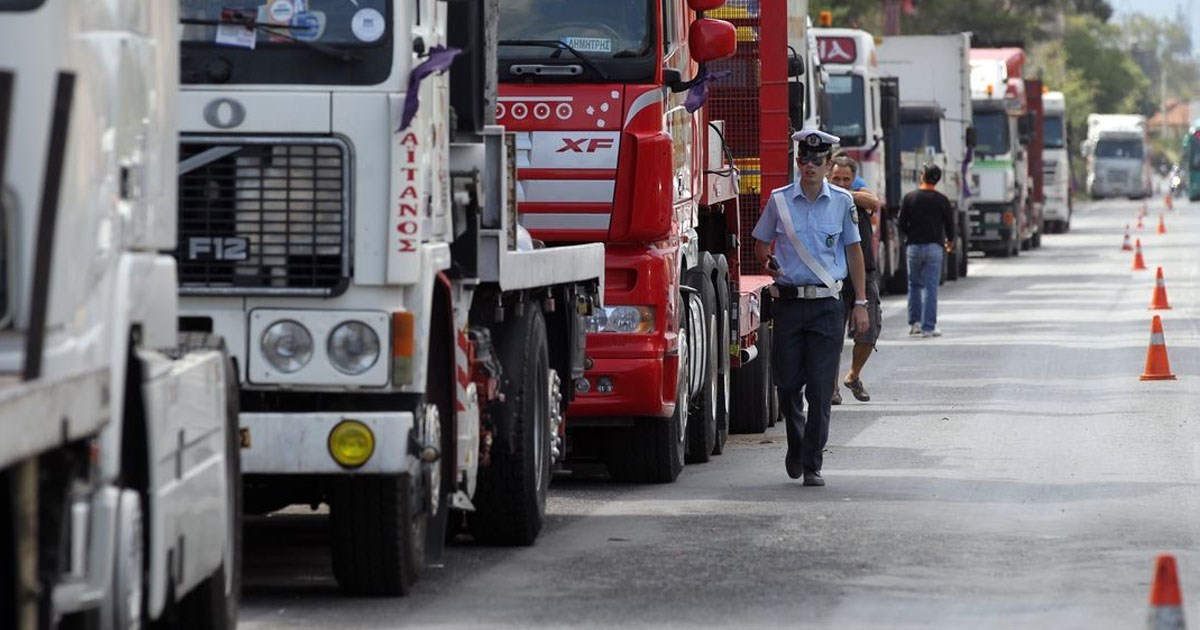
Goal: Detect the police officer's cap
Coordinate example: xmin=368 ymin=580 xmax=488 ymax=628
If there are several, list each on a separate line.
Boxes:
xmin=792 ymin=128 xmax=841 ymax=155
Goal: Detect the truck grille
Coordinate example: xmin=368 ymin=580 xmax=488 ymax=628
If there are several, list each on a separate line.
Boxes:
xmin=175 ymin=137 xmax=351 ymax=296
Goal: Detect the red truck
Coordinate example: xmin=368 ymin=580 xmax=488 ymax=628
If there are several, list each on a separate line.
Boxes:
xmin=496 ymin=0 xmax=782 ymax=482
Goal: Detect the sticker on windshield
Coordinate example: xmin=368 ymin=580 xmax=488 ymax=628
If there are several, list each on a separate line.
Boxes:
xmin=268 ymin=0 xmax=294 ymax=22
xmin=351 ymin=8 xmax=385 ymax=43
xmin=291 ymin=9 xmax=325 ymax=42
xmin=561 ymin=37 xmax=612 ymax=54
xmin=214 ymin=7 xmax=257 ymax=50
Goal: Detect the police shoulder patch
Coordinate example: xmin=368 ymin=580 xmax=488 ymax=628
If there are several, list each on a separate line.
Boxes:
xmin=849 ymin=207 xmax=859 ymax=224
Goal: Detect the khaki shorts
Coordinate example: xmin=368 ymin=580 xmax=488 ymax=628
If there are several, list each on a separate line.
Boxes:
xmin=842 ymin=271 xmax=882 ymax=345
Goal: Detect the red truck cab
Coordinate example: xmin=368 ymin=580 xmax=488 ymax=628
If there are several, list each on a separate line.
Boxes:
xmin=496 ymin=0 xmax=746 ymax=482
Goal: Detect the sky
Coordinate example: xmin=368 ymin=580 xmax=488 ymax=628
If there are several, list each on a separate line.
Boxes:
xmin=1112 ymin=0 xmax=1197 ymax=49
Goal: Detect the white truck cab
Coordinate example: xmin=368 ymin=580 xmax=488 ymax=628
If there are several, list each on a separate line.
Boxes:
xmin=1041 ymin=91 xmax=1072 ymax=232
xmin=176 ymin=0 xmax=603 ymax=595
xmin=1 ymin=2 xmax=240 ymax=628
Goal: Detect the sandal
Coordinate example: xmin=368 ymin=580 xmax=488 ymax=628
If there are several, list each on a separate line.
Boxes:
xmin=844 ymin=377 xmax=870 ymax=402
xmin=831 ymin=389 xmax=842 ymax=405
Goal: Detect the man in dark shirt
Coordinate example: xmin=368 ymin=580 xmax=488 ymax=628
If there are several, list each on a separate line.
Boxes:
xmin=828 ymin=156 xmax=881 ymax=404
xmin=898 ymin=165 xmax=955 ymax=338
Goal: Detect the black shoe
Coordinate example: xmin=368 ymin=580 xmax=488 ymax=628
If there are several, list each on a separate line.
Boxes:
xmin=831 ymin=389 xmax=842 ymax=405
xmin=803 ymin=469 xmax=825 ymax=487
xmin=785 ymin=454 xmax=802 ymax=480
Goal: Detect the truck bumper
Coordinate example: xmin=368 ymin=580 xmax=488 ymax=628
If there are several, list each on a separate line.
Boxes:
xmin=240 ymin=411 xmax=415 ymax=474
xmin=570 ymin=353 xmax=676 ymax=419
xmin=1043 ymin=198 xmax=1069 ymax=221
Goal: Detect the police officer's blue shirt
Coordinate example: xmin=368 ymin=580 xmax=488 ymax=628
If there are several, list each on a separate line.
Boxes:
xmin=751 ymin=180 xmax=861 ymax=287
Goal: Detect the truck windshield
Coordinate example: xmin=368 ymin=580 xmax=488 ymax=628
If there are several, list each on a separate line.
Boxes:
xmin=973 ymin=110 xmax=1010 ymax=156
xmin=0 ymin=0 xmax=45 ymax=9
xmin=824 ymin=74 xmax=866 ymax=147
xmin=1043 ymin=115 xmax=1065 ymax=149
xmin=178 ymin=0 xmax=392 ymax=85
xmin=900 ymin=120 xmax=942 ymax=153
xmin=1095 ymin=138 xmax=1143 ymax=159
xmin=497 ymin=0 xmax=655 ymax=82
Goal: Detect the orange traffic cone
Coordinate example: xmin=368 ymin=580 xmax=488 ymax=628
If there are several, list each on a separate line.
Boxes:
xmin=1140 ymin=315 xmax=1177 ymax=381
xmin=1150 ymin=267 xmax=1172 ymax=310
xmin=1123 ymin=225 xmax=1133 ymax=251
xmin=1158 ymin=213 xmax=1167 ymax=234
xmin=1147 ymin=553 xmax=1185 ymax=629
xmin=1133 ymin=239 xmax=1147 ymax=271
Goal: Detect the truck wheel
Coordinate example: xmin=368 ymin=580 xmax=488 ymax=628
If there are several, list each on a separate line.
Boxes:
xmin=684 ymin=266 xmax=717 ymax=464
xmin=711 ymin=255 xmax=731 ymax=456
xmin=606 ymin=291 xmax=688 ymax=483
xmin=958 ymin=231 xmax=969 ymax=278
xmin=330 ymin=474 xmax=426 ymax=595
xmin=471 ymin=303 xmax=552 ymax=545
xmin=729 ymin=322 xmax=769 ymax=434
xmin=1032 ymin=230 xmax=1042 ymax=248
xmin=174 ymin=341 xmax=241 ymax=630
xmin=886 ymin=258 xmax=907 ymax=295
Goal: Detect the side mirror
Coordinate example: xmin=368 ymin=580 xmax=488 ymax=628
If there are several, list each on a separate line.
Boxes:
xmin=689 ymin=18 xmax=736 ymax=64
xmin=965 ymin=126 xmax=977 ymax=148
xmin=788 ymin=81 xmax=805 ymax=131
xmin=688 ymin=0 xmax=726 ymax=10
xmin=787 ymin=48 xmax=804 ymax=78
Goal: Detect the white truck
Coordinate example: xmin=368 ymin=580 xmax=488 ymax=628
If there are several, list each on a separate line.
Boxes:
xmin=878 ymin=32 xmax=974 ymax=281
xmin=1041 ymin=91 xmax=1072 ymax=232
xmin=175 ymin=0 xmax=603 ymax=595
xmin=1 ymin=2 xmax=241 ymax=629
xmin=1084 ymin=113 xmax=1151 ymax=199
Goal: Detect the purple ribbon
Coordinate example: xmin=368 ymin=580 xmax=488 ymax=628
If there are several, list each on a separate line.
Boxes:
xmin=683 ymin=68 xmax=731 ymax=114
xmin=398 ymin=46 xmax=462 ymax=132
xmin=961 ymin=144 xmax=974 ymax=199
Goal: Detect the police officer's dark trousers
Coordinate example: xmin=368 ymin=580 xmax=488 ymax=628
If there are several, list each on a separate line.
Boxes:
xmin=771 ymin=295 xmax=843 ymax=473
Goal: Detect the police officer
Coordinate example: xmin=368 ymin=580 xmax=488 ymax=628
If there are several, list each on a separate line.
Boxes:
xmin=752 ymin=129 xmax=869 ymax=487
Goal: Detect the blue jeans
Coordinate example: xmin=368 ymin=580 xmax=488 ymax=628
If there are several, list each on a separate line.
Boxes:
xmin=906 ymin=243 xmax=944 ymax=332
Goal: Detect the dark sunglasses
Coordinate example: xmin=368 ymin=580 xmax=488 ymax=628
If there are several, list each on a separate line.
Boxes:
xmin=796 ymin=153 xmax=829 ymax=166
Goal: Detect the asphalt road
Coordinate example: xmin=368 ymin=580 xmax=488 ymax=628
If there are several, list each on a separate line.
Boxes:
xmin=238 ymin=197 xmax=1200 ymax=629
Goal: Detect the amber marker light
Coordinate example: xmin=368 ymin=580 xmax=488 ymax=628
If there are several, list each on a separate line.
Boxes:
xmin=392 ymin=311 xmax=415 ymax=385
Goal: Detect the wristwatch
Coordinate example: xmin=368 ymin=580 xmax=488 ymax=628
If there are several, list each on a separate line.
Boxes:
xmin=854 ymin=299 xmax=868 ymax=307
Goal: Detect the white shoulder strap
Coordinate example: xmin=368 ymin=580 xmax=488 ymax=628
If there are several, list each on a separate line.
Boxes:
xmin=771 ymin=189 xmax=840 ymax=291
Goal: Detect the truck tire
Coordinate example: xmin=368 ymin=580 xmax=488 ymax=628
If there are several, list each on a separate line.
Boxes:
xmin=471 ymin=303 xmax=552 ymax=545
xmin=729 ymin=322 xmax=769 ymax=434
xmin=886 ymin=257 xmax=907 ymax=295
xmin=711 ymin=255 xmax=731 ymax=456
xmin=957 ymin=225 xmax=969 ymax=278
xmin=176 ymin=347 xmax=241 ymax=629
xmin=606 ymin=290 xmax=688 ymax=483
xmin=330 ymin=474 xmax=425 ymax=596
xmin=684 ymin=265 xmax=717 ymax=464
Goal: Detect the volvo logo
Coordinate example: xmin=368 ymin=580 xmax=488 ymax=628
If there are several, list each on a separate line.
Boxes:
xmin=203 ymin=98 xmax=246 ymax=129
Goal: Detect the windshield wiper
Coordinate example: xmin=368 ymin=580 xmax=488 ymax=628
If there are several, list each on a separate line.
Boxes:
xmin=498 ymin=39 xmax=609 ymax=80
xmin=181 ymin=16 xmax=361 ymax=62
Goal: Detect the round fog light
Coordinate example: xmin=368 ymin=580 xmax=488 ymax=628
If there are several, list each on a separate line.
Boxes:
xmin=328 ymin=420 xmax=375 ymax=469
xmin=597 ymin=376 xmax=614 ymax=393
xmin=328 ymin=321 xmax=381 ymax=375
xmin=261 ymin=320 xmax=313 ymax=373
xmin=574 ymin=377 xmax=591 ymax=394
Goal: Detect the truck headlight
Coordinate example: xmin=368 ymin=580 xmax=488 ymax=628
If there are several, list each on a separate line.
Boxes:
xmin=585 ymin=306 xmax=655 ymax=334
xmin=328 ymin=321 xmax=381 ymax=375
xmin=261 ymin=320 xmax=313 ymax=373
